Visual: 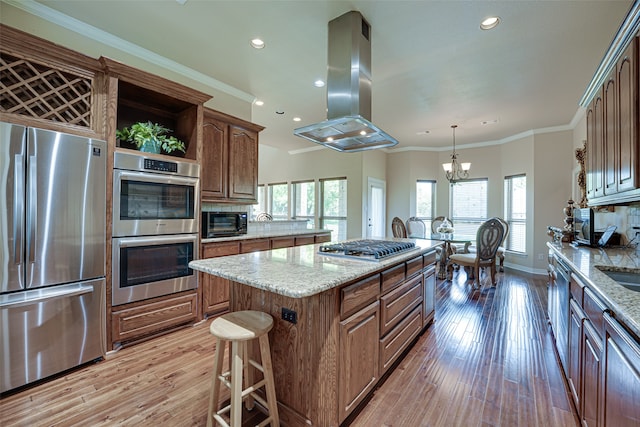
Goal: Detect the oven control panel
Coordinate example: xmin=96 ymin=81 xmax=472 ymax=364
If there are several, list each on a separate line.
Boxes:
xmin=144 ymin=158 xmax=178 ymax=173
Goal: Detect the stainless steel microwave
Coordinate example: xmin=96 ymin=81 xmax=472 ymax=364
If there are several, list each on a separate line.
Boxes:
xmin=202 ymin=211 xmax=248 ymax=238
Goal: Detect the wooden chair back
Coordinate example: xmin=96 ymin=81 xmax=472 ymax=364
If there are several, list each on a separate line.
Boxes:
xmin=392 ymin=217 xmax=407 ymax=238
xmin=475 ymin=218 xmax=505 ymax=261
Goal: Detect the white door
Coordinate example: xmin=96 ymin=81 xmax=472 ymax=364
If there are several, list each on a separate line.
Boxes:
xmin=367 ymin=178 xmax=386 ymax=238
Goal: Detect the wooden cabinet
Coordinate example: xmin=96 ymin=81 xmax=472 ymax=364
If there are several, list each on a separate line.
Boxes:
xmin=586 ymin=36 xmax=639 ymax=205
xmin=201 ymin=241 xmax=240 ymax=316
xmin=566 ymin=274 xmax=606 ymax=427
xmin=315 ymin=233 xmax=332 ymax=243
xmin=586 ymin=88 xmax=605 ymax=200
xmin=294 ymin=235 xmax=315 ymax=246
xmin=422 ymin=264 xmax=436 ymax=326
xmin=380 ymin=274 xmax=422 ymax=337
xmin=338 ymin=301 xmax=380 ymax=423
xmin=271 ymin=236 xmax=295 ymax=249
xmin=201 ymin=108 xmax=263 ymax=203
xmin=101 ymin=57 xmax=209 ymax=161
xmin=111 ymin=292 xmax=197 ymax=343
xmin=602 ymin=312 xmax=640 ymax=427
xmin=582 ymin=320 xmax=602 ymax=427
xmin=240 ymin=239 xmax=271 ymax=253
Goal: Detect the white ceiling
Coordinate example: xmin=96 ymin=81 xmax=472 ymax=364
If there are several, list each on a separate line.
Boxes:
xmin=29 ymin=0 xmax=634 ymax=152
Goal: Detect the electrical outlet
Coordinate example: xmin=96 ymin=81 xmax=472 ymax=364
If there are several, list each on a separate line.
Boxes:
xmin=537 ymin=253 xmax=545 ymax=261
xmin=281 ymin=307 xmax=297 ymax=324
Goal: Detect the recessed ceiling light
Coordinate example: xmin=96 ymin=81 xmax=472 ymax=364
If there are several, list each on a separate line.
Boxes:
xmin=254 ymin=100 xmax=264 ymax=106
xmin=293 ymin=117 xmax=301 ymax=122
xmin=481 ymin=119 xmax=499 ymax=125
xmin=314 ymin=80 xmax=325 ymax=88
xmin=275 ymin=110 xmax=284 ymax=115
xmin=480 ymin=16 xmax=500 ymax=30
xmin=416 ymin=130 xmax=430 ymax=135
xmin=175 ymin=0 xmax=187 ymax=4
xmin=250 ymin=38 xmax=265 ymax=49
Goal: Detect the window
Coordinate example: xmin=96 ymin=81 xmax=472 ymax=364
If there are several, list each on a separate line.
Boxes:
xmin=504 ymin=174 xmax=527 ymax=253
xmin=253 ymin=185 xmax=265 ymax=220
xmin=450 ymin=179 xmax=488 ymax=237
xmin=416 ymin=180 xmax=436 ymax=231
xmin=320 ymin=178 xmax=347 ymax=241
xmin=268 ymin=183 xmax=289 ymax=220
xmin=293 ymin=180 xmax=315 ymax=228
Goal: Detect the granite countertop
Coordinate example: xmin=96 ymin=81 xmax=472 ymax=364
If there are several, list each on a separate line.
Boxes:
xmin=547 ymin=242 xmax=640 ymax=338
xmin=190 ymin=238 xmax=442 ymax=298
xmin=201 ymin=228 xmax=331 ymax=244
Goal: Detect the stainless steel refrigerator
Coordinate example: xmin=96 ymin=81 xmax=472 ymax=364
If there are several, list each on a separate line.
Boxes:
xmin=0 ymin=122 xmax=107 ymax=394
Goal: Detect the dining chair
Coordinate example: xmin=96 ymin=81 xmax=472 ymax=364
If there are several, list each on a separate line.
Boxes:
xmin=465 ymin=217 xmax=509 ymax=272
xmin=431 ymin=216 xmax=450 ymax=234
xmin=392 ymin=217 xmax=407 ymax=238
xmin=496 ymin=217 xmax=509 ymax=272
xmin=447 ymin=217 xmax=504 ymax=288
xmin=406 ymin=217 xmax=426 ymax=238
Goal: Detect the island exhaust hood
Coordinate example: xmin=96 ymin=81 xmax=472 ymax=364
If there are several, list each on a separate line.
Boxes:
xmin=293 ymin=11 xmax=398 ymax=152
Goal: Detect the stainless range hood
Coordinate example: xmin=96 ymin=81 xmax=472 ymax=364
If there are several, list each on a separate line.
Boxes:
xmin=293 ymin=11 xmax=398 ymax=152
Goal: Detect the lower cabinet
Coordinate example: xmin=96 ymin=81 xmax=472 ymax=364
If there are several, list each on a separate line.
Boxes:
xmin=602 ymin=312 xmax=640 ymax=427
xmin=338 ymin=300 xmax=380 ymax=423
xmin=111 ymin=292 xmax=197 ymax=343
xmin=582 ymin=319 xmax=602 ymax=427
xmin=201 ymin=241 xmax=240 ymax=316
xmin=423 ymin=263 xmax=436 ymax=325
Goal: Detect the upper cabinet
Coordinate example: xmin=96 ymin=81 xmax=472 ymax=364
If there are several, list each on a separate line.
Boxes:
xmin=585 ymin=33 xmax=639 ymax=205
xmin=0 ymin=25 xmax=105 ymax=138
xmin=100 ymin=57 xmax=211 ymax=161
xmin=201 ymin=108 xmax=264 ymax=203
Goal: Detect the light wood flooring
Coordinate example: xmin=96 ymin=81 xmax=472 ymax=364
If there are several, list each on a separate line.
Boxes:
xmin=0 ymin=269 xmax=579 ymax=427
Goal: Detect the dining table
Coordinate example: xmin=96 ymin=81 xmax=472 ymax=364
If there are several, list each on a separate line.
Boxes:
xmin=430 ymin=233 xmax=475 ymax=280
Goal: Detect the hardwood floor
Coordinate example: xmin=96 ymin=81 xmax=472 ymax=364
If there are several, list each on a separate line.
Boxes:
xmin=0 ymin=269 xmax=579 ymax=427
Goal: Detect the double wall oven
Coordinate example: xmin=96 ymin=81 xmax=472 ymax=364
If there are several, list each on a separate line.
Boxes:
xmin=112 ymin=151 xmax=199 ymax=306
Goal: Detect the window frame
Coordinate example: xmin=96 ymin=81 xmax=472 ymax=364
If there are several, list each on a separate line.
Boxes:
xmin=449 ymin=178 xmax=488 ymax=237
xmin=292 ymin=179 xmax=316 ymax=228
xmin=504 ymin=174 xmax=527 ymax=254
xmin=320 ymin=177 xmax=348 ymax=241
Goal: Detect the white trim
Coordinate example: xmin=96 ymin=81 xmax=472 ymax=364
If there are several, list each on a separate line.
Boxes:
xmin=5 ymin=0 xmax=255 ymax=103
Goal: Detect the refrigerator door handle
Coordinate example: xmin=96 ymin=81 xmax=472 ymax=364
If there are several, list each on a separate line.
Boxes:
xmin=13 ymin=154 xmax=24 ymax=265
xmin=27 ymin=155 xmax=37 ymax=264
xmin=0 ymin=286 xmax=94 ymax=309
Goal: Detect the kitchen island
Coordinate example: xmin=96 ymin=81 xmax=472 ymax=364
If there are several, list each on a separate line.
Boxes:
xmin=190 ymin=238 xmax=442 ymax=426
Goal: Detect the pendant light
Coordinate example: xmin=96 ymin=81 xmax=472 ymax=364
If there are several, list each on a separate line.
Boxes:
xmin=442 ymin=125 xmax=471 ymax=183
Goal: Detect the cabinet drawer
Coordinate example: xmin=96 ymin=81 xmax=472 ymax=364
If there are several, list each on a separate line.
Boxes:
xmin=423 ymin=250 xmax=437 ymax=267
xmin=380 ymin=274 xmax=422 ymax=336
xmin=315 ymin=233 xmax=332 ymax=243
xmin=584 ymin=287 xmax=606 ymax=338
xmin=379 ymin=304 xmax=422 ymax=374
xmin=112 ymin=293 xmax=197 ymax=343
xmin=406 ymin=255 xmax=423 ymax=278
xmin=341 ymin=275 xmax=380 ymax=319
xmin=381 ymin=263 xmax=406 ymax=293
xmin=295 ymin=235 xmax=315 ymax=246
xmin=240 ymin=239 xmax=271 ymax=253
xmin=271 ymin=236 xmax=295 ymax=249
xmin=570 ymin=275 xmax=585 ymax=305
xmin=203 ymin=241 xmax=240 ymax=258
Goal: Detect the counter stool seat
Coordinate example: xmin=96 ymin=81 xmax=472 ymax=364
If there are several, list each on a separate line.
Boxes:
xmin=207 ymin=310 xmax=279 ymax=427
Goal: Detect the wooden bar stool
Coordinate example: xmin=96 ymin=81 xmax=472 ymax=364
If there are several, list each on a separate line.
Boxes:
xmin=207 ymin=310 xmax=279 ymax=427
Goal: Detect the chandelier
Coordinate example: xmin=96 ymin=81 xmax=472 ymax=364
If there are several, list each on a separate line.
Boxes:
xmin=442 ymin=124 xmax=471 ymax=183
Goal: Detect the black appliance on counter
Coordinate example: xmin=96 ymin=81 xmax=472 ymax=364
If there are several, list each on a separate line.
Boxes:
xmin=202 ymin=211 xmax=248 ymax=238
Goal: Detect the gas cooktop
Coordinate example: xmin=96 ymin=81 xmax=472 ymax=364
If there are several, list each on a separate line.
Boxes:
xmin=318 ymin=239 xmax=417 ymax=261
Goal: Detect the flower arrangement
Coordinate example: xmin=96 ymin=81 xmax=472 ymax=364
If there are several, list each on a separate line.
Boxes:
xmin=436 ymin=218 xmax=454 ymax=234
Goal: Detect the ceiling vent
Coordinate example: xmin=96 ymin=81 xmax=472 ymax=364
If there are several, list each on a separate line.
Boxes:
xmin=293 ymin=11 xmax=398 ymax=152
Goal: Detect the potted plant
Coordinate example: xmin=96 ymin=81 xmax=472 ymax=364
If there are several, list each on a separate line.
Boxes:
xmin=116 ymin=121 xmax=186 ymax=154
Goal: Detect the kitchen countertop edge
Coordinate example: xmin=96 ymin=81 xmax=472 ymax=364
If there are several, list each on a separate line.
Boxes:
xmin=547 ymin=242 xmax=640 ymax=339
xmin=191 ymin=239 xmax=442 ymax=298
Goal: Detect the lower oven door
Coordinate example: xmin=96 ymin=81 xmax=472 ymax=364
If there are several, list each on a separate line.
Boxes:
xmin=112 ymin=234 xmax=198 ymax=306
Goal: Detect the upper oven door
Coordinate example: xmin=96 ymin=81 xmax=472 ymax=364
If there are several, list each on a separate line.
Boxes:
xmin=113 ymin=169 xmax=200 ymax=237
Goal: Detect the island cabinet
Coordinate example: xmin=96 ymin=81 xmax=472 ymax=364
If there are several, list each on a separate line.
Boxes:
xmin=228 ymin=249 xmax=438 ymax=426
xmin=602 ymin=312 xmax=640 ymax=427
xmin=201 ymin=108 xmax=264 ymax=203
xmin=586 ymin=35 xmax=639 ymax=205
